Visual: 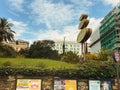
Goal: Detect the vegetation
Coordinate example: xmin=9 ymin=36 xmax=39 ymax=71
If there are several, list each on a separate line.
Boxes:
xmin=0 ymin=18 xmax=15 ymax=43
xmin=0 ymin=18 xmax=118 ymax=79
xmin=0 ymin=58 xmax=117 ymax=79
xmin=0 ymin=44 xmax=16 ymax=57
xmin=61 ymin=51 xmax=80 ymax=64
xmin=0 ymin=58 xmax=76 ymax=69
xmin=19 ymin=40 xmax=60 ymax=60
xmin=98 ymin=49 xmax=113 ymax=61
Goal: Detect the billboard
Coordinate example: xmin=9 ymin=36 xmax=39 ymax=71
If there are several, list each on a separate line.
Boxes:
xmin=54 ymin=79 xmax=77 ymax=90
xmin=16 ymin=79 xmax=41 ymax=90
xmin=89 ymin=80 xmax=100 ymax=90
xmin=101 ymin=81 xmax=112 ymax=90
xmin=89 ymin=80 xmax=112 ymax=90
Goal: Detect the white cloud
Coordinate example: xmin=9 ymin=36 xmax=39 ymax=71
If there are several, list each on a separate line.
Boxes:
xmin=36 ymin=17 xmax=102 ymax=43
xmin=30 ymin=0 xmax=93 ymax=29
xmin=30 ymin=0 xmax=73 ymax=29
xmin=8 ymin=18 xmax=28 ymax=37
xmin=37 ymin=25 xmax=79 ymax=41
xmin=8 ymin=0 xmax=25 ymax=12
xmin=103 ymin=0 xmax=120 ymax=7
xmin=6 ymin=0 xmax=100 ymax=44
xmin=88 ymin=17 xmax=102 ymax=32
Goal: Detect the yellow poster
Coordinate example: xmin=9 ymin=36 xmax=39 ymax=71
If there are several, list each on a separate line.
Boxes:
xmin=16 ymin=79 xmax=41 ymax=90
xmin=65 ymin=80 xmax=77 ymax=90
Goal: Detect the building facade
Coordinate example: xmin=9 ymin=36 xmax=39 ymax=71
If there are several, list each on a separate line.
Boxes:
xmin=5 ymin=39 xmax=29 ymax=51
xmin=54 ymin=41 xmax=81 ymax=55
xmin=90 ymin=5 xmax=120 ymax=53
xmin=89 ymin=28 xmax=101 ymax=54
xmin=99 ymin=6 xmax=120 ymax=50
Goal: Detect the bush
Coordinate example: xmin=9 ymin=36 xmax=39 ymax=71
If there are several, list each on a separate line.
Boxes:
xmin=2 ymin=61 xmax=12 ymax=67
xmin=0 ymin=44 xmax=17 ymax=57
xmin=61 ymin=51 xmax=80 ymax=64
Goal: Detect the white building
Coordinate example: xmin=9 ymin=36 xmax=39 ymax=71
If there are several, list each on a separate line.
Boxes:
xmin=89 ymin=28 xmax=101 ymax=54
xmin=54 ymin=41 xmax=81 ymax=55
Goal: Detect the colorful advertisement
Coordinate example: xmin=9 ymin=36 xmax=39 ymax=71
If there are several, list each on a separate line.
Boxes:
xmin=54 ymin=79 xmax=77 ymax=90
xmin=89 ymin=80 xmax=100 ymax=90
xmin=101 ymin=81 xmax=112 ymax=90
xmin=16 ymin=79 xmax=41 ymax=90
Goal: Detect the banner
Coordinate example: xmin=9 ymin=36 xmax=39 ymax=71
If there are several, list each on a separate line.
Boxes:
xmin=89 ymin=80 xmax=100 ymax=90
xmin=101 ymin=81 xmax=112 ymax=90
xmin=54 ymin=79 xmax=77 ymax=90
xmin=16 ymin=79 xmax=41 ymax=90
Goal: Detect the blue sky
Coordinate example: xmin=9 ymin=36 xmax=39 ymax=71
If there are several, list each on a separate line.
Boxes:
xmin=0 ymin=0 xmax=119 ymax=44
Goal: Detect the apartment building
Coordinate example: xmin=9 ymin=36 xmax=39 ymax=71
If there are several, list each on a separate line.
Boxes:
xmin=90 ymin=5 xmax=120 ymax=53
xmin=99 ymin=6 xmax=120 ymax=50
xmin=54 ymin=41 xmax=82 ymax=55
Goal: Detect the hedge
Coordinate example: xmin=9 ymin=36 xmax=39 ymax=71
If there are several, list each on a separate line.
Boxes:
xmin=0 ymin=65 xmax=116 ymax=79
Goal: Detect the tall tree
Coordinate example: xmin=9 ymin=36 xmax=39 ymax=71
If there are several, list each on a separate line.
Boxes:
xmin=0 ymin=18 xmax=15 ymax=43
xmin=28 ymin=40 xmax=60 ymax=59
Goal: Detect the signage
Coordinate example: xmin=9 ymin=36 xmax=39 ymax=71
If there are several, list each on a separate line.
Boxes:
xmin=16 ymin=79 xmax=41 ymax=90
xmin=114 ymin=50 xmax=120 ymax=62
xmin=101 ymin=81 xmax=112 ymax=90
xmin=89 ymin=80 xmax=100 ymax=90
xmin=54 ymin=79 xmax=77 ymax=90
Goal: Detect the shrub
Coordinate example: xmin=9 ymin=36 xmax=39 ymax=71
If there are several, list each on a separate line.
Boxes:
xmin=0 ymin=44 xmax=17 ymax=57
xmin=2 ymin=61 xmax=12 ymax=67
xmin=61 ymin=51 xmax=80 ymax=64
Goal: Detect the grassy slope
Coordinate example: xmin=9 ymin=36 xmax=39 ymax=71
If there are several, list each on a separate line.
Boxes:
xmin=0 ymin=58 xmax=77 ymax=69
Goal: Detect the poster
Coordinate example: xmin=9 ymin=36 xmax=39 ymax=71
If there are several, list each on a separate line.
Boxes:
xmin=16 ymin=79 xmax=41 ymax=90
xmin=101 ymin=81 xmax=112 ymax=90
xmin=89 ymin=80 xmax=100 ymax=90
xmin=65 ymin=80 xmax=77 ymax=90
xmin=54 ymin=79 xmax=77 ymax=90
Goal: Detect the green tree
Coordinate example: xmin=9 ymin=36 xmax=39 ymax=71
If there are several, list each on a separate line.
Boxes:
xmin=27 ymin=40 xmax=60 ymax=59
xmin=0 ymin=44 xmax=16 ymax=57
xmin=0 ymin=18 xmax=15 ymax=43
xmin=61 ymin=51 xmax=80 ymax=64
xmin=98 ymin=49 xmax=113 ymax=61
xmin=18 ymin=48 xmax=29 ymax=58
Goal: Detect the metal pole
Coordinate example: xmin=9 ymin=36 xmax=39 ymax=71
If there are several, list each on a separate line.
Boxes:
xmin=62 ymin=37 xmax=65 ymax=55
xmin=116 ymin=63 xmax=120 ymax=90
xmin=116 ymin=2 xmax=120 ymax=89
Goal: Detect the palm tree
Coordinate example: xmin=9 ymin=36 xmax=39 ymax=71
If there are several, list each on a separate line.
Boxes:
xmin=0 ymin=18 xmax=15 ymax=43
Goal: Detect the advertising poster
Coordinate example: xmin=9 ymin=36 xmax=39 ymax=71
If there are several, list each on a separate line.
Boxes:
xmin=101 ymin=81 xmax=112 ymax=90
xmin=65 ymin=80 xmax=77 ymax=90
xmin=54 ymin=79 xmax=65 ymax=90
xmin=89 ymin=80 xmax=100 ymax=90
xmin=16 ymin=79 xmax=41 ymax=90
xmin=54 ymin=79 xmax=77 ymax=90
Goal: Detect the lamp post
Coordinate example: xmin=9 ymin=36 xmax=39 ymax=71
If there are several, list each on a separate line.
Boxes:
xmin=114 ymin=1 xmax=120 ymax=89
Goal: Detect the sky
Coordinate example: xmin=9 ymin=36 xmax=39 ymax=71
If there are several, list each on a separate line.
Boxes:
xmin=0 ymin=0 xmax=119 ymax=44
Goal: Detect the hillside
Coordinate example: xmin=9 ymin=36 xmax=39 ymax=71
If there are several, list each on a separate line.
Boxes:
xmin=0 ymin=58 xmax=77 ymax=69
